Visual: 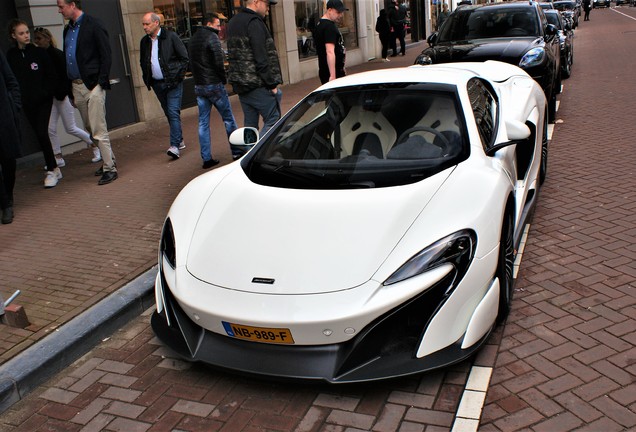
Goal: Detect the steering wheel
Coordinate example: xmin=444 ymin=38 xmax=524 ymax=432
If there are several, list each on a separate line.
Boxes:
xmin=396 ymin=126 xmax=451 ymax=154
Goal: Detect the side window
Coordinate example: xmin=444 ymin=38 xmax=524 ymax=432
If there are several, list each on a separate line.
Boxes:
xmin=467 ymin=78 xmax=498 ymax=151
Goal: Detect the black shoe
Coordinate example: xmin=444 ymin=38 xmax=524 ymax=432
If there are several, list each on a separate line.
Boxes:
xmin=401 ymin=52 xmax=406 ymax=56
xmin=202 ymin=159 xmax=220 ymax=169
xmin=2 ymin=207 xmax=14 ymax=224
xmin=98 ymin=171 xmax=118 ymax=185
xmin=95 ymin=163 xmax=117 ymax=176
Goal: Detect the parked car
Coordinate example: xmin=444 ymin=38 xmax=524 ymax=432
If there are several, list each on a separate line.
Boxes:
xmin=415 ymin=1 xmax=562 ymax=122
xmin=553 ymin=0 xmax=580 ymax=27
xmin=151 ymin=61 xmax=549 ymax=383
xmin=593 ymin=0 xmax=611 ymax=7
xmin=538 ymin=1 xmax=556 ymax=9
xmin=545 ymin=9 xmax=574 ymax=78
xmin=615 ymin=0 xmax=629 ymax=5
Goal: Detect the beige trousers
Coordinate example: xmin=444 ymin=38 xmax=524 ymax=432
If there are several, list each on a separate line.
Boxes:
xmin=72 ymin=83 xmax=117 ymax=172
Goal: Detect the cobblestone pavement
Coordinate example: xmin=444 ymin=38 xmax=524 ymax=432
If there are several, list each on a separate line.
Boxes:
xmin=0 ymin=7 xmax=635 ymax=431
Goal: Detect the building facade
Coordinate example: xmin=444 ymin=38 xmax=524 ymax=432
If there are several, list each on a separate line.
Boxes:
xmin=4 ymin=0 xmax=429 ymax=159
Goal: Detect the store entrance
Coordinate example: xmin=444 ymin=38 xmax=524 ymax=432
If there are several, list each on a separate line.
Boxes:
xmin=83 ymin=0 xmax=138 ymax=129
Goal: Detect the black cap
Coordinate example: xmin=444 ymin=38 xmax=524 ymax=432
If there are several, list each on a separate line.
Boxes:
xmin=326 ymin=0 xmax=349 ymax=12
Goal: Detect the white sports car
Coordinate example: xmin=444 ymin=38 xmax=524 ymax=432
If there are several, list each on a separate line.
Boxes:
xmin=152 ymin=61 xmax=548 ymax=383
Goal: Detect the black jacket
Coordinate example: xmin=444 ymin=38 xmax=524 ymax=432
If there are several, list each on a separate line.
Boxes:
xmin=140 ymin=28 xmax=188 ymax=90
xmin=62 ymin=13 xmax=112 ymax=91
xmin=6 ymin=44 xmax=56 ymax=107
xmin=46 ymin=45 xmax=70 ymax=100
xmin=0 ymin=50 xmax=21 ymax=160
xmin=188 ymin=26 xmax=226 ymax=85
xmin=226 ymin=8 xmax=282 ymax=95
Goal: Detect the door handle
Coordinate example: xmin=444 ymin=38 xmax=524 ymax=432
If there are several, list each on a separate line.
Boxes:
xmin=119 ymin=34 xmax=130 ymax=77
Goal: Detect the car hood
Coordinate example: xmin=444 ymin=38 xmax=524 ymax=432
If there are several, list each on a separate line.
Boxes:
xmin=186 ymin=167 xmax=454 ymax=294
xmin=425 ymin=37 xmax=540 ymax=65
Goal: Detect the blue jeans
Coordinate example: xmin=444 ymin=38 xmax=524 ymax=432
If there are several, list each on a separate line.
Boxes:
xmin=239 ymin=87 xmax=282 ymax=136
xmin=196 ymin=84 xmax=238 ymax=160
xmin=151 ymin=80 xmax=183 ymax=148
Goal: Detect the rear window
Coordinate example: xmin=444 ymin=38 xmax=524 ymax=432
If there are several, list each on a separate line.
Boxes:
xmin=244 ymin=84 xmax=470 ymax=189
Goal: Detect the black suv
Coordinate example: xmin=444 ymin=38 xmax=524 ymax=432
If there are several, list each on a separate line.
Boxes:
xmin=415 ymin=1 xmax=561 ymax=122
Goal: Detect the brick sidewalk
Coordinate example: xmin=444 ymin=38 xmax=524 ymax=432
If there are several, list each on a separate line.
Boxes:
xmin=0 ymin=45 xmax=424 ymax=364
xmin=1 ymin=8 xmax=635 ymax=430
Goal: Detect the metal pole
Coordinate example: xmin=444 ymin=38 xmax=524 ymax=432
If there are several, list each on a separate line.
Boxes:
xmin=3 ymin=290 xmax=21 ymax=307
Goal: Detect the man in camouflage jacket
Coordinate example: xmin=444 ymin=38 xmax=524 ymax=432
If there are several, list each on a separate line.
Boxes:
xmin=226 ymin=0 xmax=282 ymax=135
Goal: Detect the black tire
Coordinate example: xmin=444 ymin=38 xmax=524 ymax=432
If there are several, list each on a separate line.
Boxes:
xmin=496 ymin=209 xmax=515 ymax=323
xmin=562 ymin=52 xmax=572 ymax=79
xmin=540 ymin=115 xmax=549 ymax=185
xmin=548 ymin=91 xmax=557 ymax=123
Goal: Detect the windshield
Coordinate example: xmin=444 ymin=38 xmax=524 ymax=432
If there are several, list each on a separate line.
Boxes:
xmin=244 ymin=84 xmax=469 ymax=189
xmin=438 ymin=6 xmax=540 ymax=41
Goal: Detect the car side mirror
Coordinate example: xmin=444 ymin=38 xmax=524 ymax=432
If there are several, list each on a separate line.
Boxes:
xmin=427 ymin=32 xmax=438 ymax=46
xmin=545 ymin=23 xmax=558 ymax=36
xmin=485 ymin=119 xmax=531 ymax=156
xmin=229 ymin=127 xmax=259 ymax=159
xmin=229 ymin=127 xmax=259 ymax=145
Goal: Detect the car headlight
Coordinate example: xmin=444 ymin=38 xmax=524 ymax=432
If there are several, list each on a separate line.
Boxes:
xmin=384 ymin=230 xmax=476 ymax=286
xmin=160 ymin=218 xmax=176 ymax=268
xmin=414 ymin=54 xmax=433 ymax=65
xmin=519 ymin=47 xmax=546 ymax=69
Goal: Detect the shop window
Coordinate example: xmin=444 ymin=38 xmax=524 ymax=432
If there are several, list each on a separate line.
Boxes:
xmin=295 ymin=0 xmax=358 ymax=60
xmin=153 ymin=0 xmax=233 ymax=42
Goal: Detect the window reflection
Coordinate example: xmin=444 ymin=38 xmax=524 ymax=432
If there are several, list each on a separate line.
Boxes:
xmin=295 ymin=0 xmax=358 ymax=60
xmin=153 ymin=0 xmax=232 ymax=41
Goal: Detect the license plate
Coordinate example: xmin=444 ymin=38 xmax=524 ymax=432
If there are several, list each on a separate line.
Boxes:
xmin=222 ymin=321 xmax=295 ymax=344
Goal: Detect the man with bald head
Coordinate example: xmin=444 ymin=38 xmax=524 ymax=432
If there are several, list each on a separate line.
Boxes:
xmin=140 ymin=12 xmax=189 ymax=160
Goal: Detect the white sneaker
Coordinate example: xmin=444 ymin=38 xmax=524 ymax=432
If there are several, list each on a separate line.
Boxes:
xmin=91 ymin=147 xmax=102 ymax=163
xmin=178 ymin=140 xmax=186 ymax=150
xmin=44 ymin=171 xmax=58 ymax=188
xmin=54 ymin=167 xmax=63 ymax=180
xmin=383 ymin=58 xmax=390 ymax=62
xmin=56 ymin=157 xmax=66 ymax=167
xmin=167 ymin=146 xmax=180 ymax=159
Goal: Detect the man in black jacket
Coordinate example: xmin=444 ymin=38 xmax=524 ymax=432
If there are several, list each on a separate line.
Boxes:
xmin=227 ymin=0 xmax=283 ymax=135
xmin=189 ymin=13 xmax=239 ymax=168
xmin=140 ymin=12 xmax=189 ymax=160
xmin=57 ymin=0 xmax=118 ymax=185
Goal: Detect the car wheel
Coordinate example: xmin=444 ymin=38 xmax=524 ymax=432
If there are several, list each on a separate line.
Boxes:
xmin=548 ymin=90 xmax=557 ymax=123
xmin=496 ymin=208 xmax=515 ymax=323
xmin=540 ymin=114 xmax=548 ymax=185
xmin=563 ymin=53 xmax=572 ymax=79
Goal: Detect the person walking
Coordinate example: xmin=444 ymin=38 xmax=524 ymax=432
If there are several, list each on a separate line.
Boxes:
xmin=140 ymin=12 xmax=189 ymax=160
xmin=583 ymin=0 xmax=592 ymax=20
xmin=32 ymin=27 xmax=99 ymax=168
xmin=375 ymin=9 xmax=392 ymax=62
xmin=57 ymin=0 xmax=118 ymax=185
xmin=188 ymin=13 xmax=239 ymax=168
xmin=313 ymin=0 xmax=348 ymax=84
xmin=437 ymin=4 xmax=450 ymax=31
xmin=388 ymin=0 xmax=407 ymax=56
xmin=226 ymin=0 xmax=283 ymax=136
xmin=0 ymin=50 xmax=21 ymax=224
xmin=6 ymin=19 xmax=62 ymax=189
